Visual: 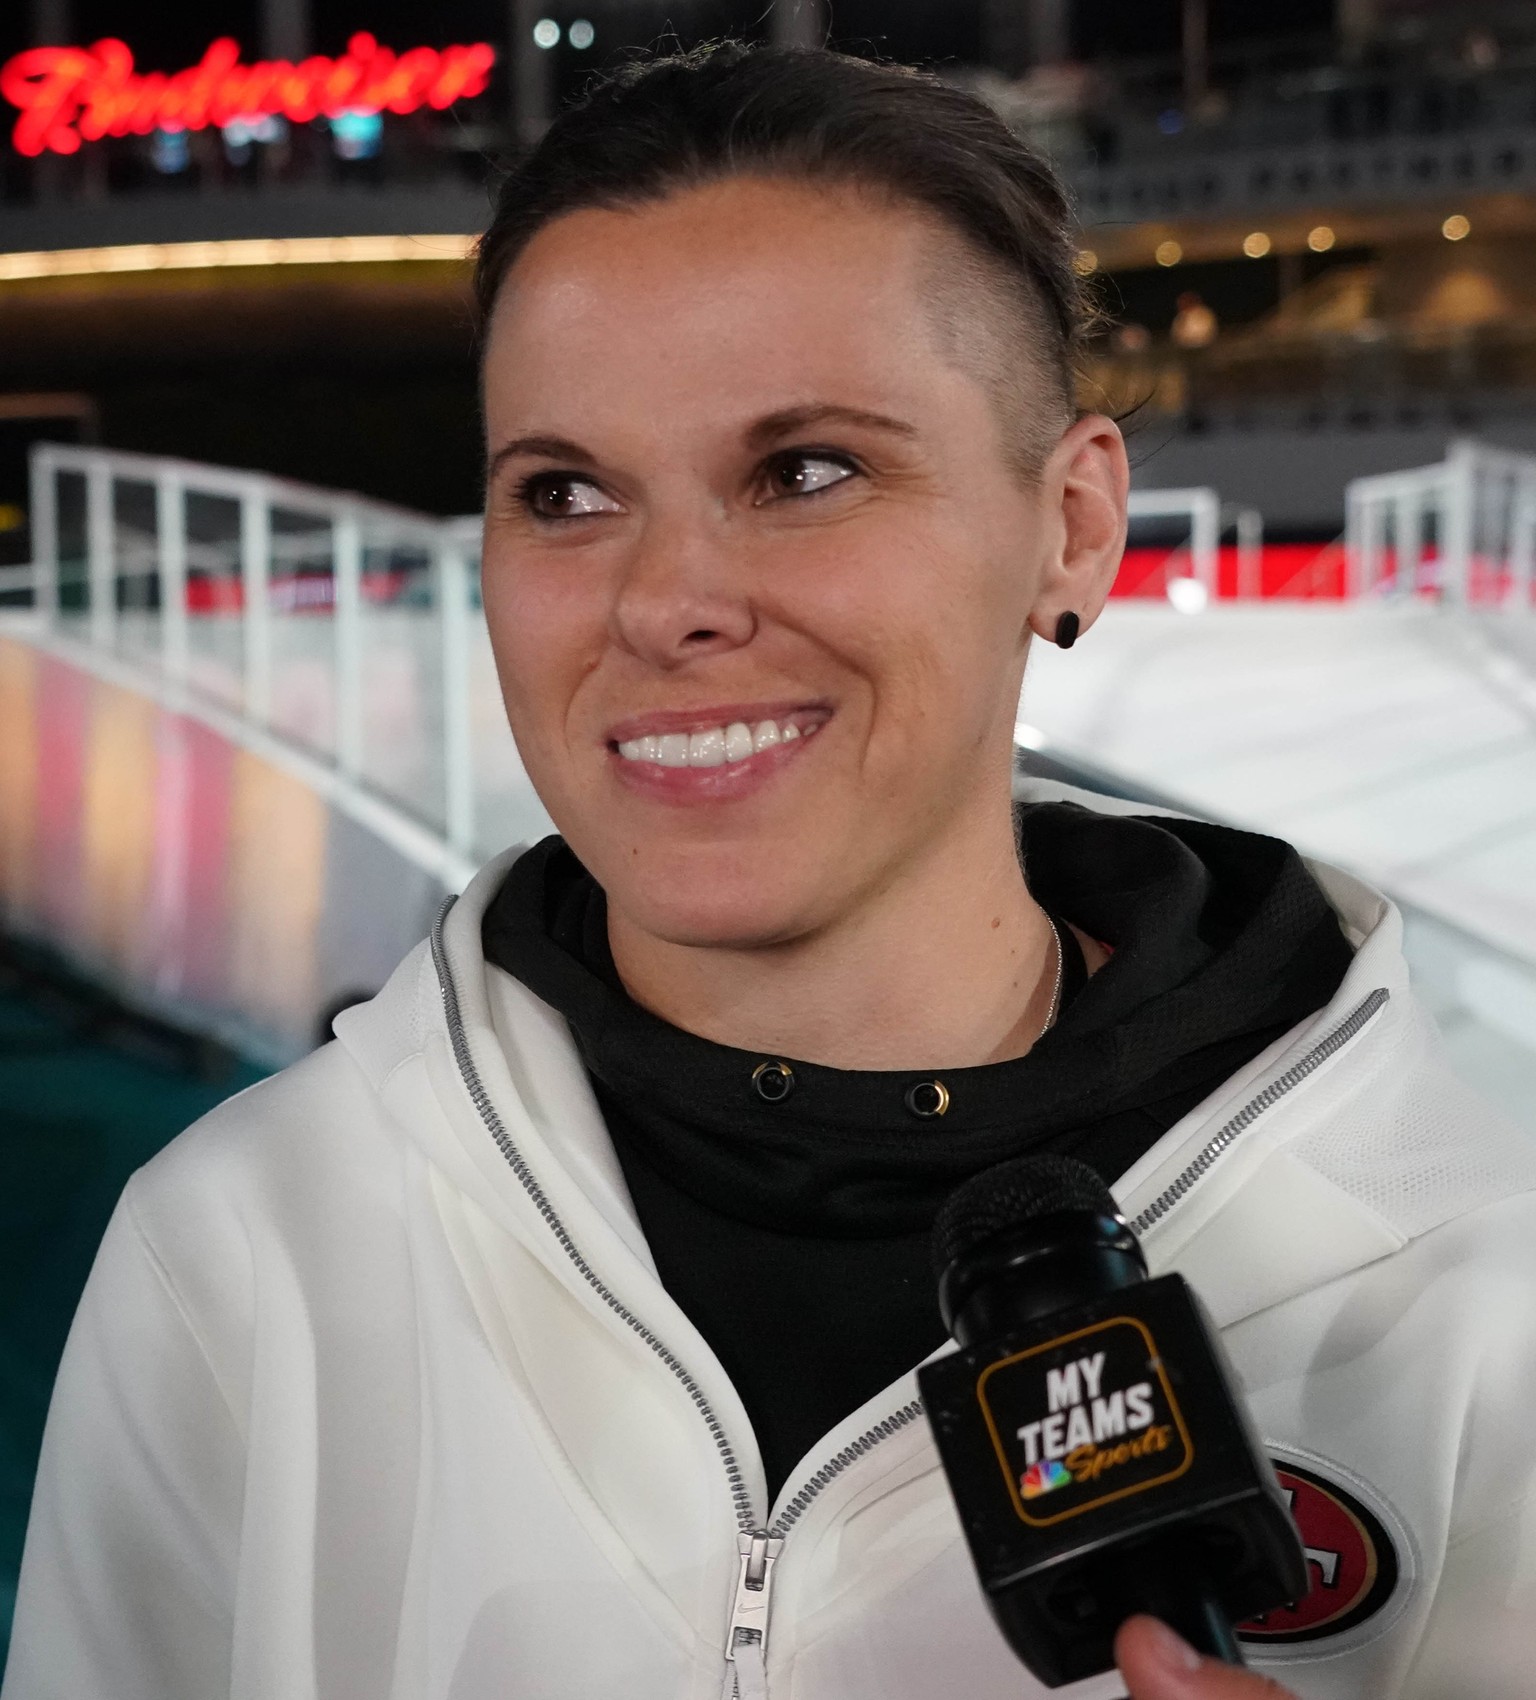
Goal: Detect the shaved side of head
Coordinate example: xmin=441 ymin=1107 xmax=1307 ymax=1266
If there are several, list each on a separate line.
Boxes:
xmin=910 ymin=208 xmax=1077 ymax=483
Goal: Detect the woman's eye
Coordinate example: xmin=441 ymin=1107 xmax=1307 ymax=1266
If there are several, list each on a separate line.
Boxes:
xmin=517 ymin=473 xmax=621 ymax=521
xmin=759 ymin=451 xmax=858 ymax=502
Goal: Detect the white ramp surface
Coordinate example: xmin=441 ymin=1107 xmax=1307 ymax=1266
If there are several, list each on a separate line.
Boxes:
xmin=1023 ymin=604 xmax=1536 ymax=969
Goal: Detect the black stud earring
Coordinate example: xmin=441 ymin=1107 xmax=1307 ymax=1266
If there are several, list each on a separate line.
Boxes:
xmin=1054 ymin=611 xmax=1081 ymax=650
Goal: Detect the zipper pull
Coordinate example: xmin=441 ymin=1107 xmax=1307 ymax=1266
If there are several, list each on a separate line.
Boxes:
xmin=722 ymin=1529 xmax=783 ymax=1700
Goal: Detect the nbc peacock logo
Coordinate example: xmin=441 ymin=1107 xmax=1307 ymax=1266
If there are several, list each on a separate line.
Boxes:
xmin=1020 ymin=1458 xmax=1074 ymax=1498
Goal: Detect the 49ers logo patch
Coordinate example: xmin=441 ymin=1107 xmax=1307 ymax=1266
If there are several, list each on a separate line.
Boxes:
xmin=1238 ymin=1461 xmax=1402 ymax=1644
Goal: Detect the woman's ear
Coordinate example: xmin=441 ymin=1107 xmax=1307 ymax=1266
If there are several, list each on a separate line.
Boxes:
xmin=1027 ymin=413 xmax=1129 ymax=646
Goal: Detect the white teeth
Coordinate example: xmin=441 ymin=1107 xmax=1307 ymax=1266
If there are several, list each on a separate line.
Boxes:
xmin=616 ymin=716 xmax=819 ymax=765
xmin=688 ymin=727 xmax=727 ymax=767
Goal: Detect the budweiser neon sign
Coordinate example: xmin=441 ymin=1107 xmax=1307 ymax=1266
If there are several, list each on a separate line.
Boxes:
xmin=0 ymin=33 xmax=497 ymax=158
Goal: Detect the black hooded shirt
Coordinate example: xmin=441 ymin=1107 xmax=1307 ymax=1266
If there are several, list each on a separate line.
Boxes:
xmin=482 ymin=801 xmax=1353 ymax=1498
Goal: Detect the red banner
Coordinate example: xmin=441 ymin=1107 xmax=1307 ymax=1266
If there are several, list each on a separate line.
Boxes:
xmin=0 ymin=33 xmax=496 ymax=157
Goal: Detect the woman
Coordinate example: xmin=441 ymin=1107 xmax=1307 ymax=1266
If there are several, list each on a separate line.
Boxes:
xmin=7 ymin=43 xmax=1536 ymax=1700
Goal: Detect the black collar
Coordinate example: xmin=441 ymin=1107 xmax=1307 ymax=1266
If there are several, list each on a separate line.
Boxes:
xmin=482 ymin=803 xmax=1353 ymax=1233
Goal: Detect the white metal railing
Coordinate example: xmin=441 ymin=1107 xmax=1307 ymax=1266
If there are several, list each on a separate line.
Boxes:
xmin=1345 ymin=438 xmax=1536 ymax=608
xmin=18 ymin=436 xmax=1528 ymax=897
xmin=21 ymin=441 xmax=552 ymax=882
xmin=1125 ymin=486 xmax=1221 ymax=600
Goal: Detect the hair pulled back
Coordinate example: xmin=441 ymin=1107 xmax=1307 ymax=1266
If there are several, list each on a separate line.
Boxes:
xmin=474 ymin=42 xmax=1093 ymax=420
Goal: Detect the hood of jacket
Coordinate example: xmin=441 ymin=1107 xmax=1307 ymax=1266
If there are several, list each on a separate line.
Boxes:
xmin=321 ymin=777 xmax=1536 ymax=1698
xmin=337 ymin=777 xmax=1521 ymax=1338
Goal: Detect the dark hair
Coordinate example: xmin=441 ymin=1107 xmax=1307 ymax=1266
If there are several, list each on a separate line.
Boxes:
xmin=474 ymin=42 xmax=1092 ymax=429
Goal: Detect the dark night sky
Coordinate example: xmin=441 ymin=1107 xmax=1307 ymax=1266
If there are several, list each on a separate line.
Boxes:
xmin=1073 ymin=0 xmax=1332 ymax=61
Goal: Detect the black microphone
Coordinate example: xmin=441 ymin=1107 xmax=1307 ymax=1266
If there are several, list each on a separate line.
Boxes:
xmin=917 ymin=1155 xmax=1307 ymax=1688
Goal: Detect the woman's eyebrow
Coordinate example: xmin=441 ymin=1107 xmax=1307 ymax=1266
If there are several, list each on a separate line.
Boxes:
xmin=487 ymin=433 xmax=596 ymax=479
xmin=746 ymin=403 xmax=920 ymax=447
xmin=486 ymin=407 xmax=917 ymax=481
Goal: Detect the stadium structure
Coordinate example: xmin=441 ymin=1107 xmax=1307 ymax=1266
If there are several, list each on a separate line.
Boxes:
xmin=2 ymin=0 xmax=1536 ymax=1662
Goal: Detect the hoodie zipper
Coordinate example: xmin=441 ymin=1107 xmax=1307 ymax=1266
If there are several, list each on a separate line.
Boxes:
xmin=429 ymin=907 xmax=758 ymax=1522
xmin=431 ymin=903 xmax=926 ymax=1696
xmin=431 ymin=902 xmax=1387 ymax=1694
xmin=717 ymin=1398 xmax=927 ymax=1697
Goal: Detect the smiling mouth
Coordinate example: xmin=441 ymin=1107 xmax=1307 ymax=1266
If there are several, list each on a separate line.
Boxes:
xmin=608 ymin=708 xmax=830 ymax=769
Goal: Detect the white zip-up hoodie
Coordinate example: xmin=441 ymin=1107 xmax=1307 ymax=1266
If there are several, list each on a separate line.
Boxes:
xmin=7 ymin=783 xmax=1536 ymax=1700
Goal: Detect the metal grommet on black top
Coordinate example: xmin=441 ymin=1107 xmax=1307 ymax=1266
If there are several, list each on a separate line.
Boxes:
xmin=905 ymin=1079 xmax=950 ymax=1119
xmin=751 ymin=1060 xmax=796 ymax=1104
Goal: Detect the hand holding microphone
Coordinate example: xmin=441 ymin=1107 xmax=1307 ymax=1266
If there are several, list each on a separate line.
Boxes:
xmin=918 ymin=1155 xmax=1307 ymax=1688
xmin=1116 ymin=1616 xmax=1300 ymax=1699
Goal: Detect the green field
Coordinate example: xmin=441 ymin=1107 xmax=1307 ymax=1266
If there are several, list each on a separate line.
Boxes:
xmin=0 ymin=939 xmax=266 ymax=1674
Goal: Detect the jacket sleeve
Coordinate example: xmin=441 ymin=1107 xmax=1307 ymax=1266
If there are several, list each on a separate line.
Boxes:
xmin=1 ymin=1183 xmax=245 ymax=1700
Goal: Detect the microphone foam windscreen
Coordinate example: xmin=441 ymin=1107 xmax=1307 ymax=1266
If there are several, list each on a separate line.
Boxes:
xmin=932 ymin=1155 xmax=1120 ymax=1280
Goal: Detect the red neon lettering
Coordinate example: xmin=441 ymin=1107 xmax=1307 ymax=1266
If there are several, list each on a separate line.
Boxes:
xmin=0 ymin=34 xmax=497 ymax=157
xmin=159 ymin=36 xmax=241 ymax=130
xmin=1 ymin=46 xmax=92 ymax=154
xmin=381 ymin=47 xmax=441 ymax=116
xmin=427 ymin=44 xmax=497 ymax=111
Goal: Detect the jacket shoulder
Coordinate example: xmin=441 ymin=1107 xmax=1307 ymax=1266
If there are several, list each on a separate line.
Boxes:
xmin=1290 ymin=991 xmax=1536 ymax=1241
xmin=130 ymin=933 xmax=438 ymax=1216
xmin=126 ymin=1037 xmax=397 ymax=1254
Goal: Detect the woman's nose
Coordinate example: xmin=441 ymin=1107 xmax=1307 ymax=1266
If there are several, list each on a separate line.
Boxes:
xmin=609 ymin=511 xmax=756 ymax=668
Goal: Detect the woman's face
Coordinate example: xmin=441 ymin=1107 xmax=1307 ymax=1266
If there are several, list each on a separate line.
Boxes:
xmin=480 ymin=176 xmax=1120 ymax=949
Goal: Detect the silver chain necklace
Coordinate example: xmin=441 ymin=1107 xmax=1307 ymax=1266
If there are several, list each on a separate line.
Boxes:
xmin=1038 ymin=914 xmax=1066 ymax=1042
